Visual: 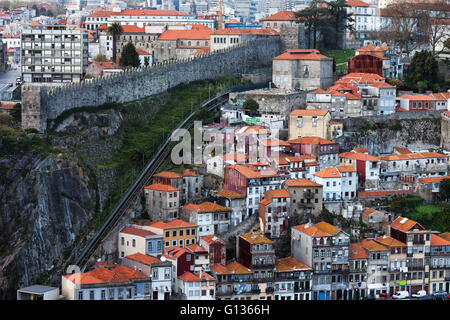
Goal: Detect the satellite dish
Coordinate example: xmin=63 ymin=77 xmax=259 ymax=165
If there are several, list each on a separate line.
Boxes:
xmin=160 ymin=256 xmax=166 ymax=262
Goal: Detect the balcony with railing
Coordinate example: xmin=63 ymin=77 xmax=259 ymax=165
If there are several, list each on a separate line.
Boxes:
xmin=216 ymin=288 xmax=233 ymax=296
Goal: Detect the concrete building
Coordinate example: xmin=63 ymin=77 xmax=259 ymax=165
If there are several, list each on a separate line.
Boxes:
xmin=121 ymin=253 xmax=172 ymax=300
xmin=272 ymin=49 xmax=333 ymax=91
xmin=288 ymin=136 xmax=339 ymax=170
xmin=181 ymin=202 xmax=231 ymax=237
xmin=288 ymin=109 xmax=330 ymax=140
xmin=186 ymin=243 xmax=210 ymax=272
xmin=397 ymin=94 xmax=438 ymax=112
xmin=429 ymin=234 xmax=450 ymax=294
xmin=143 ymin=183 xmax=180 ymax=222
xmin=338 ymin=151 xmax=381 ymax=190
xmin=344 ymin=0 xmax=377 ymax=48
xmin=210 ymin=28 xmax=280 ymax=52
xmin=312 ymin=166 xmax=358 ymax=203
xmin=21 ymin=27 xmax=88 ymax=83
xmin=258 ymin=189 xmax=291 ymax=238
xmin=152 ymin=169 xmax=203 ymax=202
xmin=17 ymin=285 xmax=60 ymax=300
xmin=216 ymin=189 xmax=247 ymax=227
xmin=177 ymin=271 xmax=216 ymax=300
xmin=211 ymin=261 xmax=253 ymax=300
xmin=360 ymin=208 xmax=386 ymax=230
xmin=199 ymin=235 xmax=227 ymax=266
xmin=291 ymin=221 xmax=350 ymax=300
xmin=61 ymin=265 xmax=151 ymax=300
xmin=360 ymin=239 xmax=390 ymax=297
xmin=118 ymin=225 xmax=164 ymax=259
xmin=237 ymin=231 xmax=276 ymax=300
xmin=416 ymin=176 xmax=450 ymax=203
xmin=283 ymin=178 xmax=323 ymax=217
xmin=441 ymin=111 xmax=450 ymax=152
xmin=348 ymin=242 xmax=368 ymax=299
xmin=274 ymin=257 xmax=313 ymax=300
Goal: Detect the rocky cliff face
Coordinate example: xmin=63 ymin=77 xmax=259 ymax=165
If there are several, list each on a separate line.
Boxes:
xmin=0 ymin=153 xmax=97 ymax=299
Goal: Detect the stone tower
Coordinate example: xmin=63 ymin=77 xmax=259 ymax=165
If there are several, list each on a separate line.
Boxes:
xmin=21 ymin=85 xmax=45 ymax=132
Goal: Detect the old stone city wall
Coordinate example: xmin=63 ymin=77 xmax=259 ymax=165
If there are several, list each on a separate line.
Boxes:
xmin=22 ymin=38 xmax=282 ymax=132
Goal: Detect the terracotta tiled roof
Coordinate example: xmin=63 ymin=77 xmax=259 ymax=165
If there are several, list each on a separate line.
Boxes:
xmin=210 ymin=264 xmax=230 ymax=274
xmin=349 ymin=242 xmax=369 ymax=259
xmin=312 ymin=88 xmax=329 ymax=94
xmin=182 ymin=169 xmax=199 ymax=177
xmin=261 ymin=10 xmax=299 ymax=21
xmin=352 ymin=147 xmax=368 ymax=153
xmin=264 ymin=188 xmax=290 ymax=200
xmin=65 ymin=265 xmax=146 ymax=284
xmin=314 ymin=167 xmax=341 ymax=178
xmin=144 ymin=183 xmax=179 ymax=192
xmin=226 ymin=261 xmax=252 ymax=274
xmin=227 ymin=164 xmax=279 ymax=179
xmin=390 ymin=216 xmax=424 ymax=232
xmin=125 ymin=253 xmax=162 ymax=266
xmin=431 ymin=234 xmax=450 ymax=246
xmin=376 ymin=235 xmax=406 ymax=248
xmin=158 ymin=28 xmax=212 ymax=40
xmin=217 ymin=189 xmax=246 ymax=199
xmin=0 ymin=103 xmax=15 ymax=110
xmin=398 ymin=94 xmax=437 ymax=101
xmin=120 ymin=226 xmax=156 ymax=237
xmin=240 ymin=231 xmax=273 ymax=244
xmin=88 ymin=10 xmax=113 ymax=17
xmin=186 ymin=243 xmax=207 ymax=253
xmin=275 ymin=257 xmax=312 ymax=272
xmin=439 ymin=232 xmax=450 ymax=242
xmin=361 ymin=239 xmax=389 ymax=251
xmin=290 ymin=109 xmax=329 ymax=116
xmin=284 ymin=178 xmax=322 ymax=187
xmin=274 ymin=49 xmax=330 ymax=61
xmin=259 ymin=138 xmax=290 ymax=147
xmin=149 ymin=219 xmax=196 ymax=229
xmin=153 ymin=171 xmax=182 ymax=179
xmin=288 ymin=136 xmax=336 ymax=145
xmin=380 ymin=152 xmax=448 ymax=161
xmin=136 ymin=48 xmax=150 ymax=55
xmin=236 ymin=126 xmax=271 ymax=135
xmin=361 ymin=208 xmax=377 ymax=216
xmin=293 ymin=221 xmax=341 ymax=237
xmin=418 ymin=176 xmax=450 ymax=184
xmin=339 ymin=152 xmax=379 ymax=162
xmin=120 ymin=25 xmax=146 ymax=33
xmin=200 ymin=235 xmax=226 ymax=245
xmin=394 ymin=147 xmax=412 ymax=154
xmin=183 ymin=201 xmax=230 ymax=213
xmin=178 ymin=271 xmax=215 ymax=282
xmin=165 ymin=246 xmax=191 ymax=259
xmin=329 ymin=121 xmax=343 ymax=125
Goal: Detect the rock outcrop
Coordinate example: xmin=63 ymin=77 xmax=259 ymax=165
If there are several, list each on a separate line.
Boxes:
xmin=0 ymin=153 xmax=97 ymax=299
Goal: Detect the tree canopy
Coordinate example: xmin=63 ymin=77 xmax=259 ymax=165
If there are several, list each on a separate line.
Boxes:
xmin=405 ymin=50 xmax=443 ymax=92
xmin=439 ymin=179 xmax=450 ymax=202
xmin=93 ymin=53 xmax=108 ymax=62
xmin=119 ymin=42 xmax=140 ymax=68
xmin=242 ymin=98 xmax=259 ymax=116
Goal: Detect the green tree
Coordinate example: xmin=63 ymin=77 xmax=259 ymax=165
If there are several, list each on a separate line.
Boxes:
xmin=391 ymin=195 xmax=407 ymax=215
xmin=323 ymin=0 xmax=354 ymax=50
xmin=444 ymin=38 xmax=450 ymax=50
xmin=242 ymin=98 xmax=259 ymax=116
xmin=439 ymin=178 xmax=450 ymax=202
xmin=107 ymin=23 xmax=123 ymax=64
xmin=405 ymin=50 xmax=439 ymax=91
xmin=144 ymin=56 xmax=149 ymax=67
xmin=10 ymin=103 xmax=21 ymax=123
xmin=119 ymin=42 xmax=140 ymax=68
xmin=93 ymin=53 xmax=108 ymax=62
xmin=295 ymin=0 xmax=328 ymax=49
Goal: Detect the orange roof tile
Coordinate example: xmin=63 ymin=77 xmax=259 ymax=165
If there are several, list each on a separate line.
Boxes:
xmin=361 ymin=239 xmax=389 ymax=251
xmin=431 ymin=234 xmax=450 ymax=246
xmin=240 ymin=231 xmax=273 ymax=244
xmin=210 ymin=264 xmax=230 ymax=274
xmin=418 ymin=176 xmax=450 ymax=184
xmin=288 ymin=136 xmax=336 ymax=145
xmin=329 ymin=121 xmax=343 ymax=125
xmin=182 ymin=169 xmax=199 ymax=177
xmin=359 ymin=190 xmax=413 ymax=197
xmin=439 ymin=232 xmax=450 ymax=242
xmin=259 ymin=138 xmax=290 ymax=147
xmin=125 ymin=253 xmax=162 ymax=266
xmin=380 ymin=152 xmax=448 ymax=161
xmin=290 ymin=109 xmax=329 ymax=116
xmin=120 ymin=25 xmax=146 ymax=33
xmin=65 ymin=265 xmax=146 ymax=284
xmin=394 ymin=147 xmax=412 ymax=154
xmin=312 ymin=88 xmax=330 ymax=94
xmin=158 ymin=28 xmax=212 ymax=40
xmin=211 ymin=28 xmax=279 ymax=35
xmin=226 ymin=261 xmax=252 ymax=274
xmin=352 ymin=147 xmax=368 ymax=153
xmin=165 ymin=246 xmax=191 ymax=259
xmin=178 ymin=270 xmax=215 ymax=282
xmin=113 ymin=9 xmax=190 ymax=16
xmin=136 ymin=48 xmax=150 ymax=55
xmin=349 ymin=242 xmax=369 ymax=259
xmin=264 ymin=188 xmax=290 ymax=200
xmin=149 ymin=219 xmax=196 ymax=229
xmin=186 ymin=243 xmax=207 ymax=253
xmin=284 ymin=178 xmax=322 ymax=187
xmin=390 ymin=216 xmax=424 ymax=232
xmin=274 ymin=49 xmax=330 ymax=61
xmin=261 ymin=10 xmax=299 ymax=21
xmin=200 ymin=235 xmax=226 ymax=245
xmin=153 ymin=171 xmax=182 ymax=179
xmin=376 ymin=235 xmax=406 ymax=248
xmin=398 ymin=94 xmax=437 ymax=101
xmin=275 ymin=257 xmax=312 ymax=272
xmin=227 ymin=164 xmax=279 ymax=179
xmin=144 ymin=183 xmax=179 ymax=192
xmin=339 ymin=152 xmax=379 ymax=162
xmin=120 ymin=226 xmax=156 ymax=237
xmin=217 ymin=189 xmax=246 ymax=199
xmin=88 ymin=10 xmax=113 ymax=17
xmin=293 ymin=221 xmax=341 ymax=237
xmin=314 ymin=167 xmax=341 ymax=178
xmin=183 ymin=201 xmax=230 ymax=213
xmin=361 ymin=208 xmax=377 ymax=216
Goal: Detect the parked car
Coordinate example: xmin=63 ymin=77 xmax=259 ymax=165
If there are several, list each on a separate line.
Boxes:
xmin=392 ymin=291 xmax=409 ymax=299
xmin=412 ymin=290 xmax=427 ymax=298
xmin=432 ymin=291 xmax=447 ymax=300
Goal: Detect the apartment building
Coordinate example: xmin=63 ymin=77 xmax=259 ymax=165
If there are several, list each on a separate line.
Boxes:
xmin=360 ymin=239 xmax=390 ymax=297
xmin=291 ymin=221 xmax=350 ymax=300
xmin=237 ymin=232 xmax=276 ymax=300
xmin=348 ymin=242 xmax=368 ymax=299
xmin=177 ymin=271 xmax=216 ymax=300
xmin=283 ymin=178 xmax=323 ymax=217
xmin=152 ymin=169 xmax=203 ymax=202
xmin=21 ymin=27 xmax=89 ymax=83
xmin=199 ymin=235 xmax=227 ymax=266
xmin=143 ymin=183 xmax=180 ymax=222
xmin=216 ymin=189 xmax=247 ymax=228
xmin=272 ymin=49 xmax=334 ymax=91
xmin=118 ymin=225 xmax=163 ymax=259
xmin=429 ymin=234 xmax=450 ymax=294
xmin=258 ymin=189 xmax=291 ymax=238
xmin=288 ymin=136 xmax=339 ymax=169
xmin=288 ymin=109 xmax=331 ymax=141
xmin=312 ymin=166 xmax=358 ymax=202
xmin=181 ymin=202 xmax=231 ymax=237
xmin=211 ymin=261 xmax=253 ymax=300
xmin=274 ymin=257 xmax=313 ymax=300
xmin=339 ymin=151 xmax=380 ymax=190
